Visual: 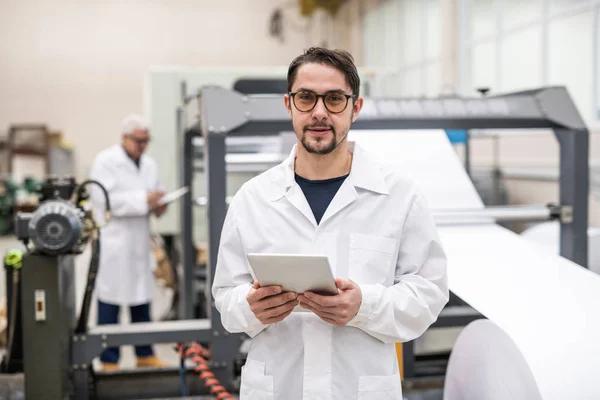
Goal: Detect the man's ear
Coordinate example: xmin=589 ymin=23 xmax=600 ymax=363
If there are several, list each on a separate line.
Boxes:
xmin=284 ymin=94 xmax=292 ymax=117
xmin=351 ymin=96 xmax=364 ymax=123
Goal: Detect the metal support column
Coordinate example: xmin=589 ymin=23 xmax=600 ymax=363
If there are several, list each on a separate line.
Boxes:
xmin=402 ymin=341 xmax=416 ymax=379
xmin=180 ymin=127 xmax=198 ymax=320
xmin=205 ymin=127 xmax=243 ymax=390
xmin=205 ymin=128 xmax=227 ymax=326
xmin=464 ymin=130 xmax=471 ymax=178
xmin=21 ymin=254 xmax=76 ymax=400
xmin=555 ymin=128 xmax=589 ymax=267
xmin=72 ymin=366 xmax=93 ymax=400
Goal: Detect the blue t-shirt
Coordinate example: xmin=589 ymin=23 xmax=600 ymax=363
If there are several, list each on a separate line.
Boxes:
xmin=295 ymin=173 xmax=349 ymax=224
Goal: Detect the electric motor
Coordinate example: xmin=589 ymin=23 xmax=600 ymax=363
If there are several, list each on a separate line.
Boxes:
xmin=14 ymin=176 xmax=111 ymax=256
xmin=16 ymin=200 xmax=86 ymax=255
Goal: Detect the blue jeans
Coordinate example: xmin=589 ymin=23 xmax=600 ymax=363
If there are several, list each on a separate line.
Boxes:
xmin=97 ymin=300 xmax=154 ymax=363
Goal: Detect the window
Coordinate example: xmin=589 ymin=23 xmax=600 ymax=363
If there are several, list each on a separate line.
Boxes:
xmin=469 ymin=0 xmax=496 ymax=40
xmin=550 ymin=0 xmax=592 ymax=13
xmin=459 ymin=0 xmax=600 ymax=126
xmin=361 ymin=0 xmax=442 ymax=98
xmin=595 ymin=6 xmax=600 ymax=120
xmin=501 ymin=27 xmax=542 ymax=92
xmin=504 ymin=0 xmax=541 ymax=28
xmin=425 ymin=61 xmax=442 ymax=96
xmin=470 ymin=42 xmax=496 ymax=95
xmin=548 ymin=10 xmax=595 ymax=122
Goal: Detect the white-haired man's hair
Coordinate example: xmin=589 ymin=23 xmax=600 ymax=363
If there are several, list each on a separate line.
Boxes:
xmin=121 ymin=114 xmax=149 ymax=136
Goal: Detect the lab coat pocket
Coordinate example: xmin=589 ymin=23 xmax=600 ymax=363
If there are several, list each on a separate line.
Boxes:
xmin=239 ymin=359 xmax=274 ymax=400
xmin=357 ymin=374 xmax=403 ymax=400
xmin=349 ymin=233 xmax=397 ymax=285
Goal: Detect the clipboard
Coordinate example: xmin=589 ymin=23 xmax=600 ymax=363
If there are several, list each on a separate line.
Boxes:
xmin=156 ymin=186 xmax=189 ymax=206
xmin=246 ymin=253 xmax=338 ymax=312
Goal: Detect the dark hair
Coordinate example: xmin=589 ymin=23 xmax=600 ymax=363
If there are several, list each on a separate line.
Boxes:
xmin=287 ymin=47 xmax=360 ymax=97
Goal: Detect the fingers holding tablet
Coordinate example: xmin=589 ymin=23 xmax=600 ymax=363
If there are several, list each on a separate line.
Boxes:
xmin=298 ymin=278 xmax=362 ymax=327
xmin=247 ymin=281 xmax=299 ymax=324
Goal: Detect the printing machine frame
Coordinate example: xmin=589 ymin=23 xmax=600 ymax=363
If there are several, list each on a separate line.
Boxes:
xmin=177 ymin=85 xmax=589 ymax=380
xmin=22 ymin=85 xmax=587 ymax=399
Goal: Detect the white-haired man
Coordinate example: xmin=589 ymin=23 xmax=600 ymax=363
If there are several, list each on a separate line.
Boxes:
xmin=89 ymin=114 xmax=168 ymax=371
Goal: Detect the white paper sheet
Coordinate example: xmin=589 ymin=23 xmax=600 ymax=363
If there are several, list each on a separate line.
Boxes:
xmin=349 ymin=130 xmax=484 ymax=210
xmin=521 ymin=221 xmax=600 ymax=275
xmin=348 ymin=129 xmax=600 ymax=400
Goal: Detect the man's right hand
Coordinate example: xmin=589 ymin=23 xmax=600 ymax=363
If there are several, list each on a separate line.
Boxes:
xmin=246 ymin=281 xmax=298 ymax=325
xmin=147 ymin=191 xmax=164 ymax=208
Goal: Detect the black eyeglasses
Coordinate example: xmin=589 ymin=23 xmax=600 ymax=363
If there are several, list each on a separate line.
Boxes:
xmin=289 ymin=91 xmax=356 ymax=114
xmin=127 ymin=136 xmax=151 ymax=145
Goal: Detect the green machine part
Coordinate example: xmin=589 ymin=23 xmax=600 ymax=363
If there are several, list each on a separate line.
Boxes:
xmin=0 ymin=177 xmax=18 ymax=235
xmin=5 ymin=249 xmax=23 ymax=269
xmin=21 ymin=177 xmax=40 ymax=194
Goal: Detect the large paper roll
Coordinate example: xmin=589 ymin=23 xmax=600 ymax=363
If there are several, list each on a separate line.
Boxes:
xmin=348 ymin=129 xmax=600 ymax=400
xmin=444 ymin=319 xmax=542 ymax=400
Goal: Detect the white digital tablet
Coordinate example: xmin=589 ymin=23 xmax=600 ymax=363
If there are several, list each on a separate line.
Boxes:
xmin=157 ymin=186 xmax=189 ymax=206
xmin=246 ymin=253 xmax=339 ymax=311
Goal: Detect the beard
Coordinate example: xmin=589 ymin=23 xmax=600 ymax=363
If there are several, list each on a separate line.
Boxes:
xmin=291 ymin=110 xmax=353 ymax=155
xmin=299 ymin=122 xmax=339 ymax=155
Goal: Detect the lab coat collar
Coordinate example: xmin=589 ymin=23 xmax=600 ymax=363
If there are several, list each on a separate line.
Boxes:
xmin=266 ymin=140 xmax=389 ymax=201
xmin=113 ymin=145 xmax=146 ymax=170
xmin=346 ymin=141 xmax=390 ymax=195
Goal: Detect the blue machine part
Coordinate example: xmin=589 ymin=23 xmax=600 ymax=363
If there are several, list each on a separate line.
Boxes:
xmin=445 ymin=130 xmax=468 ymax=144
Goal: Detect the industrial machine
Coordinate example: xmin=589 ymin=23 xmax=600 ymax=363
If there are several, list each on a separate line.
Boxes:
xmin=1 ymin=175 xmax=237 ymax=399
xmin=1 ymin=176 xmax=111 ymax=398
xmin=4 ymin=85 xmax=589 ymax=399
xmin=177 ymin=84 xmax=588 ymax=380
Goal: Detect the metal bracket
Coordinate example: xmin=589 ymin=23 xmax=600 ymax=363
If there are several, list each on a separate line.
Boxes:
xmin=548 ymin=203 xmax=573 ymax=224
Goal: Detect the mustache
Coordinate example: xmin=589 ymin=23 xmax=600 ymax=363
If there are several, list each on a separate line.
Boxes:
xmin=303 ymin=123 xmax=334 ymax=132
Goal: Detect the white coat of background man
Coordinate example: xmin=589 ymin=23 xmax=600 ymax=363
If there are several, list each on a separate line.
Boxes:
xmin=212 ymin=47 xmax=449 ymax=399
xmin=89 ymin=114 xmax=168 ymax=371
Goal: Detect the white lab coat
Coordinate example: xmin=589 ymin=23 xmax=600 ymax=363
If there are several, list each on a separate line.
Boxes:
xmin=212 ymin=141 xmax=449 ymax=400
xmin=89 ymin=145 xmax=162 ymax=306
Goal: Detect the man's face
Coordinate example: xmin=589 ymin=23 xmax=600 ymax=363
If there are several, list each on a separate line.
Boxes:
xmin=284 ymin=63 xmax=363 ymax=155
xmin=122 ymin=128 xmax=150 ymax=159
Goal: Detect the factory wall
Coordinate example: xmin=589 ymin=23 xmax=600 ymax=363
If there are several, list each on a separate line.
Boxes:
xmin=2 ymin=0 xmax=598 ymax=225
xmin=360 ymin=0 xmax=600 ymax=226
xmin=0 ymin=0 xmax=360 ymax=180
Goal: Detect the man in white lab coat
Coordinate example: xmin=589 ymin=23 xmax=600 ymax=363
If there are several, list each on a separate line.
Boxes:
xmin=89 ymin=114 xmax=168 ymax=371
xmin=212 ymin=47 xmax=449 ymax=399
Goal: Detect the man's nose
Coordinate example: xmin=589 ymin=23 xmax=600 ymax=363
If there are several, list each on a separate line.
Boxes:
xmin=312 ymin=97 xmax=328 ymax=119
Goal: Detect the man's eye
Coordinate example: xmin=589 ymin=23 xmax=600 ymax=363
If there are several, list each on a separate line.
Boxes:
xmin=328 ymin=95 xmax=343 ymax=102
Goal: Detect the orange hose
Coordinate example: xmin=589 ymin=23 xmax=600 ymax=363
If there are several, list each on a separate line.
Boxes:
xmin=195 ymin=364 xmax=210 ymax=372
xmin=209 ymin=385 xmax=226 ymax=393
xmin=199 ymin=371 xmax=214 ymax=380
xmin=177 ymin=342 xmax=234 ymax=400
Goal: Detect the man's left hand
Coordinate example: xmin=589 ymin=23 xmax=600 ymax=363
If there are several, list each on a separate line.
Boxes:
xmin=298 ymin=278 xmax=362 ymax=326
xmin=153 ymin=204 xmax=168 ymax=217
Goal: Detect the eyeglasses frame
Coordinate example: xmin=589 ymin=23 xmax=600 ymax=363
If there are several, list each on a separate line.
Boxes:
xmin=289 ymin=91 xmax=357 ymax=114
